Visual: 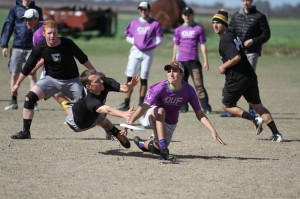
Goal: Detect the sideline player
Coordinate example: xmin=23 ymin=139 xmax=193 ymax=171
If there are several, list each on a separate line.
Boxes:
xmin=1 ymin=0 xmax=43 ymax=110
xmin=227 ymin=0 xmax=271 ymax=117
xmin=172 ymin=7 xmax=212 ymax=113
xmin=116 ymin=1 xmax=163 ymax=111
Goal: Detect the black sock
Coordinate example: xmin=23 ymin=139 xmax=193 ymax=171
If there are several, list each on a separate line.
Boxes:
xmin=124 ymin=98 xmax=130 ymax=106
xmin=139 ymin=96 xmax=145 ymax=106
xmin=267 ymin=121 xmax=280 ymax=135
xmin=23 ymin=119 xmax=32 ymax=132
xmin=12 ymin=96 xmax=17 ymax=104
xmin=109 ymin=125 xmax=119 ymax=136
xmin=242 ymin=111 xmax=255 ymax=121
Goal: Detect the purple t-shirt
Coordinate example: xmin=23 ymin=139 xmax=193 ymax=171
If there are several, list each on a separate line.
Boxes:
xmin=144 ymin=80 xmax=201 ymax=124
xmin=125 ymin=17 xmax=163 ymax=51
xmin=173 ymin=23 xmax=206 ymax=61
xmin=33 ymin=22 xmax=44 ymax=46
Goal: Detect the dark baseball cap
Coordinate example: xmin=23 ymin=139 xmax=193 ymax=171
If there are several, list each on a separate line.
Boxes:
xmin=182 ymin=7 xmax=194 ymax=14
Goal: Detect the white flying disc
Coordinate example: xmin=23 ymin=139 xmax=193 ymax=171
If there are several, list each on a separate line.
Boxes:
xmin=120 ymin=123 xmax=145 ymax=132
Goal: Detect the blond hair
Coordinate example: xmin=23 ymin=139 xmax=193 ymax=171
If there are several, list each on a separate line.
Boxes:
xmin=42 ymin=20 xmax=58 ymax=33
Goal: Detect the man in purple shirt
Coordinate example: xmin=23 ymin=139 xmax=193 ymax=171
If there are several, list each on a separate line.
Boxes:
xmin=116 ymin=1 xmax=163 ymax=111
xmin=172 ymin=7 xmax=212 ymax=114
xmin=127 ymin=61 xmax=226 ymax=160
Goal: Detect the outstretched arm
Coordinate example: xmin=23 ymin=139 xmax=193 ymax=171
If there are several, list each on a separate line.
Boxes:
xmin=120 ymin=75 xmax=140 ymax=93
xmin=127 ymin=102 xmax=150 ymax=124
xmin=96 ymin=105 xmax=134 ymax=121
xmin=195 ymin=110 xmax=226 ymax=145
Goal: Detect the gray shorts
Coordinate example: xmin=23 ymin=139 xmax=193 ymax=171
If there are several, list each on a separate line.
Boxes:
xmin=246 ymin=53 xmax=259 ymax=72
xmin=66 ymin=112 xmax=107 ymax=132
xmin=139 ymin=106 xmax=176 ymax=146
xmin=36 ymin=76 xmax=83 ymax=100
xmin=8 ymin=48 xmax=32 ymax=73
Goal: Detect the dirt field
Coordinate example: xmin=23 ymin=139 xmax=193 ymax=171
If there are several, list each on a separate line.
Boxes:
xmin=0 ymin=54 xmax=299 ymax=199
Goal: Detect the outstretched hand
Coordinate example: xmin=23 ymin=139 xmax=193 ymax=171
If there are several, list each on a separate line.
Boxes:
xmin=125 ymin=106 xmax=135 ymax=124
xmin=126 ymin=75 xmax=140 ymax=90
xmin=212 ymin=132 xmax=227 ymax=145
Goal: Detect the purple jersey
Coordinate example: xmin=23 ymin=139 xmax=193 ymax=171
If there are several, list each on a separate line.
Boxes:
xmin=144 ymin=80 xmax=201 ymax=124
xmin=33 ymin=22 xmax=44 ymax=46
xmin=173 ymin=23 xmax=206 ymax=61
xmin=125 ymin=18 xmax=162 ymax=51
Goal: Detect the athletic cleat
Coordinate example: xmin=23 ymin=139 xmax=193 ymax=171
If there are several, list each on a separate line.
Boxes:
xmin=105 ymin=130 xmax=117 ymax=141
xmin=220 ymin=111 xmax=233 ymax=117
xmin=11 ymin=130 xmax=31 ymax=139
xmin=271 ymin=133 xmax=283 ymax=142
xmin=180 ymin=103 xmax=189 ymax=113
xmin=115 ymin=131 xmax=131 ymax=148
xmin=116 ymin=102 xmax=129 ymax=111
xmin=4 ymin=102 xmax=18 ymax=110
xmin=160 ymin=148 xmax=169 ymax=160
xmin=253 ymin=116 xmax=264 ymax=135
xmin=133 ymin=136 xmax=148 ymax=152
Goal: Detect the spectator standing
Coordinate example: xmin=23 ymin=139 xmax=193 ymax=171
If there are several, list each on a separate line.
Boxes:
xmin=1 ymin=0 xmax=43 ymax=110
xmin=116 ymin=1 xmax=163 ymax=111
xmin=172 ymin=7 xmax=212 ymax=113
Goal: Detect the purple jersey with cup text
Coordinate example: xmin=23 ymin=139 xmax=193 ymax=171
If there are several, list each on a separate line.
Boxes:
xmin=144 ymin=80 xmax=201 ymax=124
xmin=125 ymin=18 xmax=162 ymax=51
xmin=173 ymin=23 xmax=206 ymax=61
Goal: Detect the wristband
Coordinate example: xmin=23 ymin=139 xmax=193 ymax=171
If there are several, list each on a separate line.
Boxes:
xmin=159 ymin=139 xmax=168 ymax=149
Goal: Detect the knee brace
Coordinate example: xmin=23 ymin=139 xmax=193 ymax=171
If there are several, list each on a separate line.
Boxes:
xmin=126 ymin=77 xmax=133 ymax=83
xmin=148 ymin=140 xmax=161 ymax=155
xmin=24 ymin=91 xmax=39 ymax=109
xmin=141 ymin=79 xmax=147 ymax=86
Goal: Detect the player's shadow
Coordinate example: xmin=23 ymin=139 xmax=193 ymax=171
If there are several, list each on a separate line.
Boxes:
xmin=99 ymin=149 xmax=278 ymax=162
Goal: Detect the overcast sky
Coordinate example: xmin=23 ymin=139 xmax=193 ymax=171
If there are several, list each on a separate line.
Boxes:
xmin=185 ymin=0 xmax=300 ymax=8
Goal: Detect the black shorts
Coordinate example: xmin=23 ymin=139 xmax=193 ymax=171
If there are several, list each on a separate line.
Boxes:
xmin=222 ymin=75 xmax=261 ymax=106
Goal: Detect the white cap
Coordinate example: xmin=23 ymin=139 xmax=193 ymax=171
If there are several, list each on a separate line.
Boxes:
xmin=22 ymin=9 xmax=39 ymax=19
xmin=138 ymin=1 xmax=151 ymax=10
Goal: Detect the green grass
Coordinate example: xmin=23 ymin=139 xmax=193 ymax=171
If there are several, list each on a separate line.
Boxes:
xmin=1 ymin=8 xmax=299 ymax=57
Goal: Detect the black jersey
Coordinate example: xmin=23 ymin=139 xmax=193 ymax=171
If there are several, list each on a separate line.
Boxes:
xmin=219 ymin=31 xmax=256 ymax=80
xmin=22 ymin=37 xmax=88 ymax=80
xmin=72 ymin=77 xmax=121 ymax=129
